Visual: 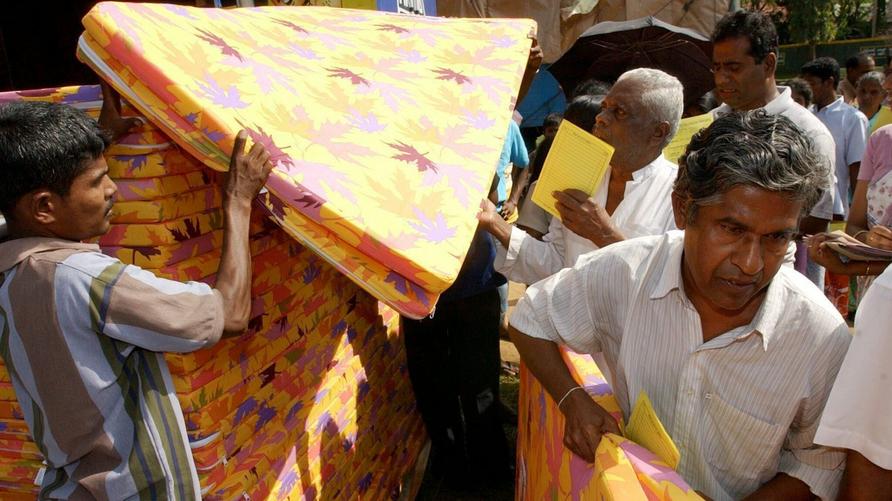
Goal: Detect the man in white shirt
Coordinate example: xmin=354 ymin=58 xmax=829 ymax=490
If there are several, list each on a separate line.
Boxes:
xmin=711 ymin=11 xmax=837 ymax=288
xmin=801 ymin=57 xmax=869 ymax=218
xmin=509 ymin=111 xmax=850 ymax=500
xmin=477 ymin=68 xmax=682 ymax=285
xmin=815 ymin=265 xmax=892 ymax=500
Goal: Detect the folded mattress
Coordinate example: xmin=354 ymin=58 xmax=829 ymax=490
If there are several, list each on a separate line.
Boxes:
xmin=77 ymin=1 xmax=536 ymax=318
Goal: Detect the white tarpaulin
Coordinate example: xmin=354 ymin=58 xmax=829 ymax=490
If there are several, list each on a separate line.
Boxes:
xmin=437 ymin=0 xmax=730 ymax=63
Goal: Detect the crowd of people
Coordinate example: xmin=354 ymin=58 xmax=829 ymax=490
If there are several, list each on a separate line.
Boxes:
xmin=0 ymin=6 xmax=891 ymax=501
xmin=417 ymin=9 xmax=892 ymax=501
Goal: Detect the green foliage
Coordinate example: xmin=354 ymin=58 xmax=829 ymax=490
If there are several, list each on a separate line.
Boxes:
xmin=743 ymin=0 xmax=876 ymax=44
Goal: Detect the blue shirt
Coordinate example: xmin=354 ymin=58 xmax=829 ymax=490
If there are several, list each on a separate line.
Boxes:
xmin=495 ymin=120 xmax=529 ymax=204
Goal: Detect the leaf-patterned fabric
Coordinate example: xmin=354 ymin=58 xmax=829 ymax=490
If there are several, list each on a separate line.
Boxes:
xmin=76 ymin=2 xmax=536 ymax=318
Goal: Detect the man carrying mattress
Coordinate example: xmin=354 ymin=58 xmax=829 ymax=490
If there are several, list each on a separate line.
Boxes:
xmin=509 ymin=111 xmax=851 ymax=500
xmin=0 ymin=97 xmax=272 ymax=500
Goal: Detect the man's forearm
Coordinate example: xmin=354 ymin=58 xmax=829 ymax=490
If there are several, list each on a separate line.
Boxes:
xmin=848 ymin=162 xmax=860 ymax=199
xmin=742 ymin=473 xmax=813 ymax=501
xmin=509 ymin=167 xmax=532 ymax=205
xmin=508 ymin=325 xmax=580 ymax=406
xmin=485 ymin=213 xmax=514 ymax=249
xmin=839 ymin=450 xmax=892 ymax=501
xmin=215 ymin=198 xmax=253 ymax=335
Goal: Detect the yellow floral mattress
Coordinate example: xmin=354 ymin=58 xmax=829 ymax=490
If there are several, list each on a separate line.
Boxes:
xmin=0 ymin=84 xmax=427 ymax=500
xmin=76 ymin=2 xmax=536 ymax=318
xmin=517 ymin=349 xmax=703 ymax=500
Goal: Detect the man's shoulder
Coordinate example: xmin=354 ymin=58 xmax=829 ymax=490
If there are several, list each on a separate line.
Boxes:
xmin=833 ymin=100 xmax=869 ymax=123
xmin=771 ymin=266 xmax=849 ymax=340
xmin=576 ymin=232 xmax=676 ymax=275
xmin=779 ymin=103 xmax=831 ymax=134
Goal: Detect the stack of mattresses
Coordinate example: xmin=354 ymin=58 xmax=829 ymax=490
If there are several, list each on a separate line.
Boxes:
xmin=516 ymin=349 xmax=703 ymax=500
xmin=0 ymin=85 xmax=426 ymax=500
xmin=75 ymin=1 xmax=537 ymax=320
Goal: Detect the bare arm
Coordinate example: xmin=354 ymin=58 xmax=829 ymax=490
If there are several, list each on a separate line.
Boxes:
xmin=848 ymin=162 xmax=861 ymax=199
xmin=508 ymin=325 xmax=620 ymax=462
xmin=741 ymin=473 xmax=813 ymax=501
xmin=98 ymin=82 xmax=144 ymax=141
xmin=846 ymin=180 xmax=870 ymax=239
xmin=516 ymin=37 xmax=542 ymax=105
xmin=838 ymin=449 xmax=892 ymax=500
xmin=216 ymin=131 xmax=273 ymax=336
xmin=502 ymin=166 xmax=532 ymax=218
xmin=807 ymin=232 xmax=890 ymax=276
xmin=477 ymin=198 xmax=513 ymax=248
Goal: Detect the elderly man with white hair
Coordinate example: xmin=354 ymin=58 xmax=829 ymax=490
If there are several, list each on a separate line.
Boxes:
xmin=478 ymin=68 xmax=684 ymax=285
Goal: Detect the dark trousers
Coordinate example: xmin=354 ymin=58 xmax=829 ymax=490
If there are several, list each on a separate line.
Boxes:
xmin=401 ymin=287 xmax=509 ymax=481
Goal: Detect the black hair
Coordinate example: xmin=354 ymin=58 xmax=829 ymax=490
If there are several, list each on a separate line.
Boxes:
xmin=570 ymin=78 xmax=611 ymax=100
xmin=675 ymin=110 xmax=828 ymax=221
xmin=562 ymin=94 xmax=604 ymax=134
xmin=712 ymin=10 xmax=778 ymax=64
xmin=543 ymin=112 xmax=563 ymax=129
xmin=845 ymin=52 xmax=874 ymax=70
xmin=0 ymin=101 xmax=109 ymax=217
xmin=785 ymin=78 xmax=814 ymax=108
xmin=801 ymin=57 xmax=841 ymax=86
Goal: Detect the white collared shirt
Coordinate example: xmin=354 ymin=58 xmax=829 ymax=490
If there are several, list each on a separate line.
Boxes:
xmin=494 ymin=155 xmax=677 ymax=285
xmin=714 ymin=87 xmax=837 ymax=220
xmin=816 ymin=265 xmax=892 ymax=469
xmin=813 ymin=96 xmax=868 ymax=217
xmin=511 ymin=231 xmax=851 ymax=500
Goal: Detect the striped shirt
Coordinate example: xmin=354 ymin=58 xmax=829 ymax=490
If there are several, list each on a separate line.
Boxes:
xmin=0 ymin=238 xmax=224 ymax=500
xmin=510 ymin=231 xmax=851 ymax=500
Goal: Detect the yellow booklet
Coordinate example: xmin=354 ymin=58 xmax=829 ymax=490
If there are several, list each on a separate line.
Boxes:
xmin=625 ymin=390 xmax=681 ymax=469
xmin=531 ymin=120 xmax=614 ymax=219
xmin=662 ymin=113 xmax=713 ymax=165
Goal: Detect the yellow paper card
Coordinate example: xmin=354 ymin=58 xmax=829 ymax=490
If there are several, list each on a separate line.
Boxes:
xmin=662 ymin=114 xmax=713 ymax=165
xmin=625 ymin=390 xmax=680 ymax=469
xmin=531 ymin=120 xmax=613 ymax=219
xmin=870 ymin=107 xmax=892 ymax=135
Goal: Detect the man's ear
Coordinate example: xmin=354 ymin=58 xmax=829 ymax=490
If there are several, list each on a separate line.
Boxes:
xmin=763 ymin=52 xmax=778 ymax=76
xmin=654 ymin=121 xmax=670 ymax=147
xmin=671 ymin=191 xmax=688 ymax=230
xmin=27 ymin=190 xmax=58 ymax=226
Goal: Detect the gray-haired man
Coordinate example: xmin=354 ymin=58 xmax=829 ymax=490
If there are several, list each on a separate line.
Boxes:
xmin=509 ymin=112 xmax=851 ymax=500
xmin=477 ymin=68 xmax=683 ymax=286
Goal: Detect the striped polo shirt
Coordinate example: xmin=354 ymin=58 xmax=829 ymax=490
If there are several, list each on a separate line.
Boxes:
xmin=0 ymin=238 xmax=224 ymax=500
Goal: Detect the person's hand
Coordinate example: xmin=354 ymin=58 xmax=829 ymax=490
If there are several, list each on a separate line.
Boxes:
xmin=866 ymin=225 xmax=892 ymax=250
xmin=516 ymin=33 xmax=543 ymax=104
xmin=554 ymin=189 xmax=623 ymax=247
xmin=477 ymin=198 xmax=501 ymax=230
xmin=225 ymin=130 xmax=273 ymax=204
xmin=807 ymin=232 xmax=849 ymax=274
xmin=500 ymin=199 xmax=517 ymax=219
xmin=98 ymin=81 xmax=144 ymax=142
xmin=526 ymin=37 xmax=543 ymax=73
xmin=560 ymin=388 xmax=621 ymax=462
